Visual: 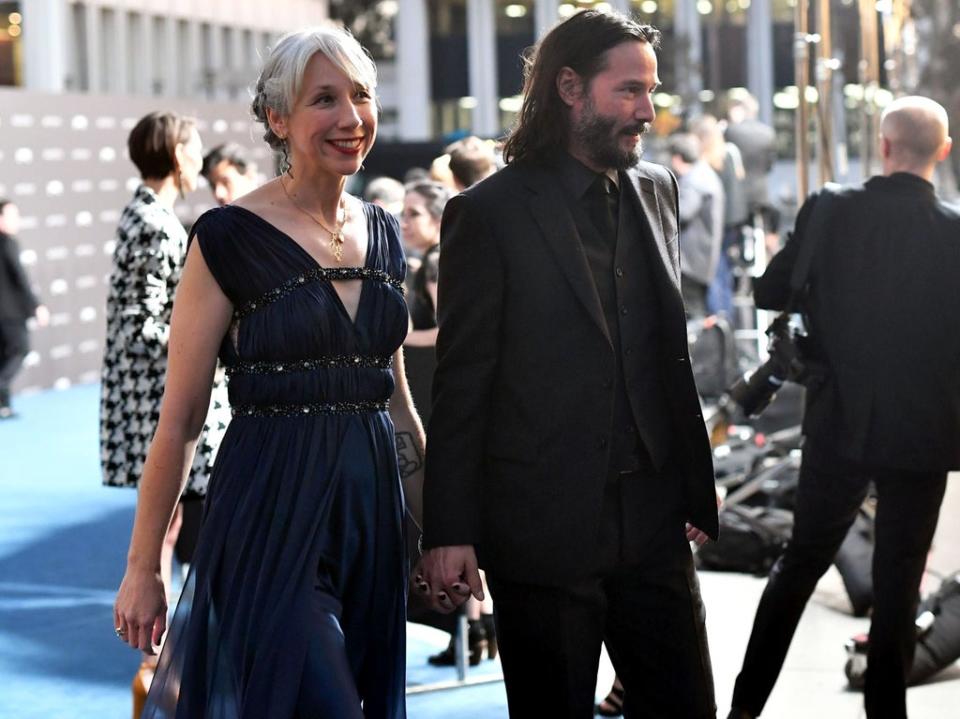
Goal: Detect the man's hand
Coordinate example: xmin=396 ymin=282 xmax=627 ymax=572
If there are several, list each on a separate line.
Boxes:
xmin=414 ymin=545 xmax=484 ymax=614
xmin=685 ymin=489 xmax=723 ymax=546
xmin=685 ymin=523 xmax=709 ymax=546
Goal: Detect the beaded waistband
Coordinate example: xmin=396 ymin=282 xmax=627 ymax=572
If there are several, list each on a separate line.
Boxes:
xmin=231 ymin=399 xmax=389 ymax=418
xmin=226 ymin=355 xmax=393 ymax=376
xmin=236 ymin=267 xmax=405 ymax=319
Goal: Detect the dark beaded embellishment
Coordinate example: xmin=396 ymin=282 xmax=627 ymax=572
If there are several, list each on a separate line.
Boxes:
xmin=226 ymin=355 xmax=393 ymax=376
xmin=237 ymin=267 xmax=405 ymax=318
xmin=232 ymin=399 xmax=390 ymax=418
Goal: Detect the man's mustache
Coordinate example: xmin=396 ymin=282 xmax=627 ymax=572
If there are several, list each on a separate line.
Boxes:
xmin=622 ymin=122 xmax=650 ymax=136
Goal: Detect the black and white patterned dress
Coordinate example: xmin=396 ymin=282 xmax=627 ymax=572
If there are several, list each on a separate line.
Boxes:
xmin=99 ymin=185 xmax=229 ymax=497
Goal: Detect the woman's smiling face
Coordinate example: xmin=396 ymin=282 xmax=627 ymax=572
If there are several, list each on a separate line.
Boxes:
xmin=279 ymin=51 xmax=378 ymax=178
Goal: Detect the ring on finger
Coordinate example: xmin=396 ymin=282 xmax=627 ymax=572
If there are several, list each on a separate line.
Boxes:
xmin=115 ymin=626 xmax=126 ymax=638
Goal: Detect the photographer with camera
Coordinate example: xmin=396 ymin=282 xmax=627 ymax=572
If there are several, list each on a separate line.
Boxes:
xmin=726 ymin=96 xmax=960 ymax=719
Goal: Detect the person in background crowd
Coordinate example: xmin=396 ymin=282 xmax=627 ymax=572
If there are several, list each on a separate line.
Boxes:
xmin=114 ymin=26 xmax=423 ymax=718
xmin=99 ymin=111 xmax=231 ymax=714
xmin=668 ymin=133 xmax=725 ymax=318
xmin=417 ymin=10 xmax=719 ymax=718
xmin=724 ymin=92 xmax=775 ymax=210
xmin=364 ymin=175 xmax=406 ymax=217
xmin=0 ymin=199 xmax=49 ymax=419
xmin=401 ymin=180 xmax=453 ymax=349
xmin=402 ymin=171 xmax=500 ymax=668
xmin=690 ymin=115 xmax=747 ymax=317
xmin=429 ymin=153 xmax=457 ymax=189
xmin=200 ymin=142 xmax=258 ymax=206
xmin=728 ymin=96 xmax=960 ymax=719
xmin=724 ymin=93 xmax=777 ymax=229
xmin=446 ymin=136 xmax=498 ymax=191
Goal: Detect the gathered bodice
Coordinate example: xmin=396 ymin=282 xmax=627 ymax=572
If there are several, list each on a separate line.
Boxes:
xmin=191 ymin=202 xmax=409 ymax=415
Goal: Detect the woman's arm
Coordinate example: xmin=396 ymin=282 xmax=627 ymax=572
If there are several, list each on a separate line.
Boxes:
xmin=388 ymin=347 xmax=425 ymax=530
xmin=114 ymin=238 xmax=232 ymax=653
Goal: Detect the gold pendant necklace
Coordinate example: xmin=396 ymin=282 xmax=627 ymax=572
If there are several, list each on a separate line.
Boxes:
xmin=280 ymin=176 xmax=348 ymax=262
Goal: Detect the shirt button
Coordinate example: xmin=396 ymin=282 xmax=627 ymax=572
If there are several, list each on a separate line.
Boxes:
xmin=598 ymin=437 xmax=608 ymax=449
xmin=620 ymin=307 xmax=628 ymax=316
xmin=615 ymin=267 xmax=624 ymax=278
xmin=625 ymin=347 xmax=633 ymax=356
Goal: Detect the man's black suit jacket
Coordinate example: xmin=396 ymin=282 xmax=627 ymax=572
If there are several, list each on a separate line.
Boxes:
xmin=423 ymin=158 xmax=718 ymax=586
xmin=754 ymin=172 xmax=960 ymax=472
xmin=0 ymin=232 xmax=39 ymax=322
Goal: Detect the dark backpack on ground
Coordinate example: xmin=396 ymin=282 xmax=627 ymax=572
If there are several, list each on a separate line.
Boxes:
xmin=845 ymin=573 xmax=960 ymax=688
xmin=696 ymin=504 xmax=793 ymax=576
xmin=911 ymin=573 xmax=960 ymax=684
xmin=833 ymin=507 xmax=875 ymax=617
xmin=688 ymin=316 xmax=739 ymax=400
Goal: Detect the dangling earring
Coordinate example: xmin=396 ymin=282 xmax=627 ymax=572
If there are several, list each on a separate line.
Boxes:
xmin=280 ymin=138 xmax=292 ymax=178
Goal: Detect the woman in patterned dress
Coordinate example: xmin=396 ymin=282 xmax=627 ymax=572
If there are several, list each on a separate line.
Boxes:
xmin=113 ymin=28 xmax=425 ymax=718
xmin=99 ymin=111 xmax=230 ymax=704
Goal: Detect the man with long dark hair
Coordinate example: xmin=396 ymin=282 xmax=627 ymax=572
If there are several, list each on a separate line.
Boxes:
xmin=417 ymin=10 xmax=719 ymax=717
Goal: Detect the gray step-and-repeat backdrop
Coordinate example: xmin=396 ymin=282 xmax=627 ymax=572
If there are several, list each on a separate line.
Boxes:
xmin=0 ymin=88 xmax=272 ymax=394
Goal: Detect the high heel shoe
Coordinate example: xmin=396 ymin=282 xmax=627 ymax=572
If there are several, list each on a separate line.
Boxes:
xmin=131 ymin=660 xmax=155 ymax=719
xmin=427 ymin=618 xmax=489 ymax=666
xmin=480 ymin=613 xmax=497 ymax=660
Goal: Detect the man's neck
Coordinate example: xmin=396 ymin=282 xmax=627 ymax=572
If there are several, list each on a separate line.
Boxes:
xmin=882 ymin=161 xmax=936 ymax=183
xmin=566 ymin=144 xmax=610 ymax=176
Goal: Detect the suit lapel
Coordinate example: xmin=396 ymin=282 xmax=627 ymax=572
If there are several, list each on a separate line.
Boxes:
xmin=622 ymin=170 xmax=681 ymax=291
xmin=524 ymin=166 xmax=612 ymax=347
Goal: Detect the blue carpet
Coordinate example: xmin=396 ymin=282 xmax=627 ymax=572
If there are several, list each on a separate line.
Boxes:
xmin=0 ymin=386 xmax=508 ymax=718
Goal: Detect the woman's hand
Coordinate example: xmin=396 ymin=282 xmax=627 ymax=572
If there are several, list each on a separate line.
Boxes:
xmin=114 ymin=567 xmax=167 ymax=654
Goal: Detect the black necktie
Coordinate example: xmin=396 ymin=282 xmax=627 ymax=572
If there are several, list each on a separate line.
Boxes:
xmin=586 ymin=174 xmax=620 ymax=244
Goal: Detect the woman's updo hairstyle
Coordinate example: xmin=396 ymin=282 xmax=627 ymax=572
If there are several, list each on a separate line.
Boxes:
xmin=251 ymin=25 xmax=378 ymax=151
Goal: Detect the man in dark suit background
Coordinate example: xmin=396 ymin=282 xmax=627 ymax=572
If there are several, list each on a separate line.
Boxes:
xmin=416 ymin=10 xmax=719 ymax=718
xmin=0 ymin=199 xmax=48 ymax=418
xmin=728 ymin=96 xmax=960 ymax=719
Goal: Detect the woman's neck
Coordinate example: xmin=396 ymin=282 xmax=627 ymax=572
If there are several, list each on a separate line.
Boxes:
xmin=142 ymin=176 xmax=181 ymax=210
xmin=282 ymin=168 xmax=347 ymax=220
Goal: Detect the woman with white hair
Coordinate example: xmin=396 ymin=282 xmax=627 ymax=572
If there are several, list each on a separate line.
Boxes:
xmin=114 ymin=25 xmax=423 ymax=718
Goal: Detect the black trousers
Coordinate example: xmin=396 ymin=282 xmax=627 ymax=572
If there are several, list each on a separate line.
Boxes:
xmin=488 ymin=473 xmax=716 ymax=719
xmin=0 ymin=319 xmax=29 ymax=407
xmin=731 ymin=439 xmax=947 ymax=719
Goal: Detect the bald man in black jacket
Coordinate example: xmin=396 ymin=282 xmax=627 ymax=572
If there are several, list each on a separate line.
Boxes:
xmin=728 ymin=96 xmax=960 ymax=719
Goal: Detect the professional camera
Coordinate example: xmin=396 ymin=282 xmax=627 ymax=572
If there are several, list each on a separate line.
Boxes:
xmin=727 ymin=314 xmax=808 ymax=417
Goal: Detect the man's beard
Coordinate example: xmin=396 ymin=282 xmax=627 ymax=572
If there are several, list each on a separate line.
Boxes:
xmin=572 ymin=97 xmax=648 ymax=171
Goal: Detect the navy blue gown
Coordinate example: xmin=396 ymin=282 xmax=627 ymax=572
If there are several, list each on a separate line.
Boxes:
xmin=143 ymin=202 xmax=409 ymax=718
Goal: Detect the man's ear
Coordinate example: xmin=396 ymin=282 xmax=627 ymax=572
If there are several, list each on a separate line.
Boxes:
xmin=937 ymin=136 xmax=953 ymax=162
xmin=879 ymin=135 xmax=891 ymax=160
xmin=556 ymin=67 xmax=583 ymax=108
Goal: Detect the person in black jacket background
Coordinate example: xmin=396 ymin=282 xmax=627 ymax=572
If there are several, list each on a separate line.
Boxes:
xmin=728 ymin=96 xmax=960 ymax=719
xmin=0 ymin=200 xmax=48 ymax=418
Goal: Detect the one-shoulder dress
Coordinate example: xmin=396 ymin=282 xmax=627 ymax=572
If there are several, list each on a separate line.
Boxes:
xmin=143 ymin=202 xmax=410 ymax=719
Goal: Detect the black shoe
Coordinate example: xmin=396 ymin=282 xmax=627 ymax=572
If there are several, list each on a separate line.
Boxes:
xmin=480 ymin=613 xmax=498 ymax=660
xmin=427 ymin=619 xmax=488 ymax=666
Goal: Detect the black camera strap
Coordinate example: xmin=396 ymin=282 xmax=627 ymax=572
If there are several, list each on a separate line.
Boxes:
xmin=785 ymin=182 xmax=843 ymax=312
